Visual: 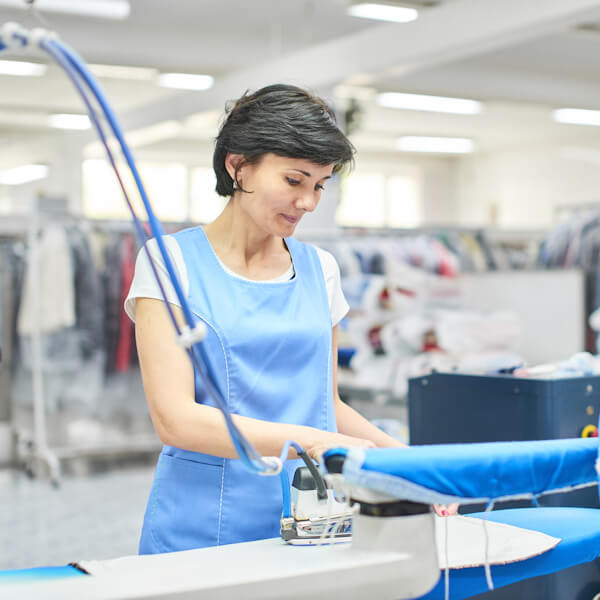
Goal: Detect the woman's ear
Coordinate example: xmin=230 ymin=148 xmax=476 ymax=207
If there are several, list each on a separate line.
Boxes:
xmin=225 ymin=153 xmax=243 ymax=182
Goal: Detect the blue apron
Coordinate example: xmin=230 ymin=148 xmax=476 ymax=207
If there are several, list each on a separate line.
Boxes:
xmin=139 ymin=226 xmax=336 ymax=553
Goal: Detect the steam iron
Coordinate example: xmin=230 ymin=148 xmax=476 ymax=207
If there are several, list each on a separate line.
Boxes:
xmin=280 ymin=463 xmax=353 ymax=545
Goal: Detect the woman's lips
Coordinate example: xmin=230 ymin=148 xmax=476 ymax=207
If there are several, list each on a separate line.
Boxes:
xmin=282 ymin=214 xmax=299 ymax=224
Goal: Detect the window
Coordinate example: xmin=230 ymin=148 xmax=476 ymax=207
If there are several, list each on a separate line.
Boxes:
xmin=82 ymin=160 xmax=187 ymax=221
xmin=336 ymin=173 xmax=386 ymax=227
xmin=386 ymin=175 xmax=422 ymax=227
xmin=336 ymin=171 xmax=422 ymax=228
xmin=189 ymin=168 xmax=228 ymax=224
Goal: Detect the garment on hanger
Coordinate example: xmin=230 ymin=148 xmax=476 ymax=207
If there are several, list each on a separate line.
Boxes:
xmin=115 ymin=233 xmax=135 ymax=372
xmin=17 ymin=224 xmax=75 ymax=335
xmin=66 ymin=226 xmax=104 ymax=360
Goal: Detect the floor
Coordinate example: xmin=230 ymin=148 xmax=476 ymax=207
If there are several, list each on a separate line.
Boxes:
xmin=0 ymin=465 xmax=154 ymax=570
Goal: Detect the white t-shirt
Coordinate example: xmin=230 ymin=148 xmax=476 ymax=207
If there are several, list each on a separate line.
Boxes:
xmin=124 ymin=235 xmax=349 ymax=327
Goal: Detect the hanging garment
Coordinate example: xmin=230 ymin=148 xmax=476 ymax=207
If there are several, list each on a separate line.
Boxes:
xmin=17 ymin=225 xmax=75 ymax=335
xmin=115 ymin=233 xmax=135 ymax=372
xmin=66 ymin=226 xmax=104 ymax=360
xmin=139 ymin=226 xmax=336 ymax=553
xmin=103 ymin=234 xmax=124 ymax=374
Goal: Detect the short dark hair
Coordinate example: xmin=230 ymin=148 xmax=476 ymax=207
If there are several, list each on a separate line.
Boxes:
xmin=213 ymin=84 xmax=355 ymax=196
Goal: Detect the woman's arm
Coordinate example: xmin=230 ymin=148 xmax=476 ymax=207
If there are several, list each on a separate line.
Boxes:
xmin=332 ymin=325 xmax=407 ymax=448
xmin=135 ymin=298 xmax=374 ymax=459
xmin=332 ymin=326 xmax=459 ymax=515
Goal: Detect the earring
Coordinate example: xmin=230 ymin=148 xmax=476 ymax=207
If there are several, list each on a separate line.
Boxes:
xmin=232 ymin=178 xmax=238 ymax=191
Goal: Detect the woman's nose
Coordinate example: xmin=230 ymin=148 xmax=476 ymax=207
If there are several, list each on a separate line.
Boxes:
xmin=296 ymin=191 xmax=318 ymax=213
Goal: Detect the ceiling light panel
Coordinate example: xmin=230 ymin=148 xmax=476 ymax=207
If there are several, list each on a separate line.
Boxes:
xmin=49 ymin=113 xmax=91 ymax=130
xmin=0 ymin=0 xmax=130 ymax=20
xmin=157 ymin=73 xmax=214 ymax=91
xmin=396 ymin=136 xmax=475 ymax=153
xmin=0 ymin=59 xmax=47 ymax=77
xmin=553 ymin=108 xmax=600 ymax=127
xmin=0 ymin=164 xmax=48 ymax=185
xmin=348 ymin=3 xmax=418 ymax=23
xmin=377 ymin=92 xmax=482 ymax=115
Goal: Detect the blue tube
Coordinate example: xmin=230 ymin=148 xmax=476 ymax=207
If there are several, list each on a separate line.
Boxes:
xmin=46 ymin=39 xmax=194 ymax=327
xmin=280 ymin=469 xmax=292 ymax=519
xmin=0 ymin=25 xmax=309 ymax=478
xmin=41 ymin=38 xmax=260 ymax=468
xmin=38 ymin=39 xmax=186 ymax=378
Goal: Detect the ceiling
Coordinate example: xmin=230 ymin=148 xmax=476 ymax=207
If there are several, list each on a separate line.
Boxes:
xmin=2 ymin=0 xmax=600 ymax=165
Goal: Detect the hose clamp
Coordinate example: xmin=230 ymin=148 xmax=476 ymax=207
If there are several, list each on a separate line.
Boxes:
xmin=175 ymin=323 xmax=207 ymax=348
xmin=259 ymin=456 xmax=283 ymax=476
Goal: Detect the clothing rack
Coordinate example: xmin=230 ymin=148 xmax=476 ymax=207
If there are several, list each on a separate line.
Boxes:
xmin=299 ymin=225 xmax=545 ymax=240
xmin=2 ymin=207 xmax=165 ymax=483
xmin=553 ymin=203 xmax=600 ymax=226
xmin=5 ymin=198 xmax=63 ymax=482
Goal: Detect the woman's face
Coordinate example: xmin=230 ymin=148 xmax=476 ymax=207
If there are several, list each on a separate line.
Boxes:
xmin=235 ymin=153 xmax=334 ymax=237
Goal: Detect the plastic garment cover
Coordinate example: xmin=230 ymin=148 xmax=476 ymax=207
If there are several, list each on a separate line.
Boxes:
xmin=325 ymin=437 xmax=599 ymax=506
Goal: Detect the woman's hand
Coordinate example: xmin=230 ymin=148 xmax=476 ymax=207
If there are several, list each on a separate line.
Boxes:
xmin=433 ymin=503 xmax=459 ymax=517
xmin=305 ymin=432 xmax=376 ymax=463
xmin=305 ymin=433 xmax=459 ymax=517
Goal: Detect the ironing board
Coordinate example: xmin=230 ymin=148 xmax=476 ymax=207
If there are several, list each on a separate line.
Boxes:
xmin=2 ymin=437 xmax=599 ymax=599
xmin=3 ymin=509 xmax=600 ymax=600
xmin=323 ymin=436 xmax=600 ymax=598
xmin=416 ymin=507 xmax=600 ymax=599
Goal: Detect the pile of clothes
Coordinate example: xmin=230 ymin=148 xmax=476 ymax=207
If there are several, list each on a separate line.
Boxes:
xmin=339 ymin=262 xmax=523 ymax=398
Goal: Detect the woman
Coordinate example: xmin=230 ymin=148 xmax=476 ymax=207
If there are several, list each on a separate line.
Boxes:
xmin=127 ymin=84 xmax=427 ymax=555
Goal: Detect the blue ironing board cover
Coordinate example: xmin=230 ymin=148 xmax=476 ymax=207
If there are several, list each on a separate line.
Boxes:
xmin=416 ymin=506 xmax=600 ymax=599
xmin=324 ymin=437 xmax=599 ymax=505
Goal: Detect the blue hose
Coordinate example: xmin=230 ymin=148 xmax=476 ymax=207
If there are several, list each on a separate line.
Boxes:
xmin=0 ymin=24 xmax=308 ymax=477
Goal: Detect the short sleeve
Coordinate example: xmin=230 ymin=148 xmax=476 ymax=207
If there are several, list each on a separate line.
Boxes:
xmin=314 ymin=246 xmax=350 ymax=327
xmin=124 ymin=235 xmax=188 ymax=323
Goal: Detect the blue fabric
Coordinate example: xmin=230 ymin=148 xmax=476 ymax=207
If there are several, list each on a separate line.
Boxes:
xmin=325 ymin=438 xmax=598 ymax=505
xmin=416 ymin=507 xmax=600 ymax=599
xmin=0 ymin=565 xmax=84 ymax=582
xmin=337 ymin=347 xmax=356 ymax=368
xmin=139 ymin=227 xmax=336 ymax=553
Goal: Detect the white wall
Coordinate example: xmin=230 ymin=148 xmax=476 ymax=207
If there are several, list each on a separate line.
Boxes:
xmin=0 ymin=136 xmax=84 ymax=216
xmin=347 ymin=151 xmax=460 ymax=227
xmin=456 ymin=144 xmax=600 ymax=229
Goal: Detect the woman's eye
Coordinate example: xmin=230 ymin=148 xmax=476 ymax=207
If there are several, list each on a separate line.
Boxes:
xmin=286 ymin=177 xmax=301 ymax=186
xmin=315 ymin=183 xmax=325 ymax=191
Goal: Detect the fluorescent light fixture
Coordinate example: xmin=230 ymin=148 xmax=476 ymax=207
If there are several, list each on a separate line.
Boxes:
xmin=0 ymin=164 xmax=48 ymax=185
xmin=396 ymin=136 xmax=475 ymax=154
xmin=0 ymin=0 xmax=130 ymax=19
xmin=553 ymin=108 xmax=600 ymax=127
xmin=158 ymin=73 xmax=214 ymax=91
xmin=348 ymin=3 xmax=418 ymax=23
xmin=49 ymin=113 xmax=91 ymax=130
xmin=377 ymin=92 xmax=482 ymax=115
xmin=0 ymin=59 xmax=47 ymax=77
xmin=89 ymin=64 xmax=157 ymax=81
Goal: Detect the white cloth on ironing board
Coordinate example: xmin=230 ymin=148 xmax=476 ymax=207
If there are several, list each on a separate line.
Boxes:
xmin=435 ymin=514 xmax=560 ymax=569
xmin=77 ymin=516 xmax=560 ymax=577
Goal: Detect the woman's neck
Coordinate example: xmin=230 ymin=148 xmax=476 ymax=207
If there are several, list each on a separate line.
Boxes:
xmin=203 ymin=200 xmax=290 ymax=276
